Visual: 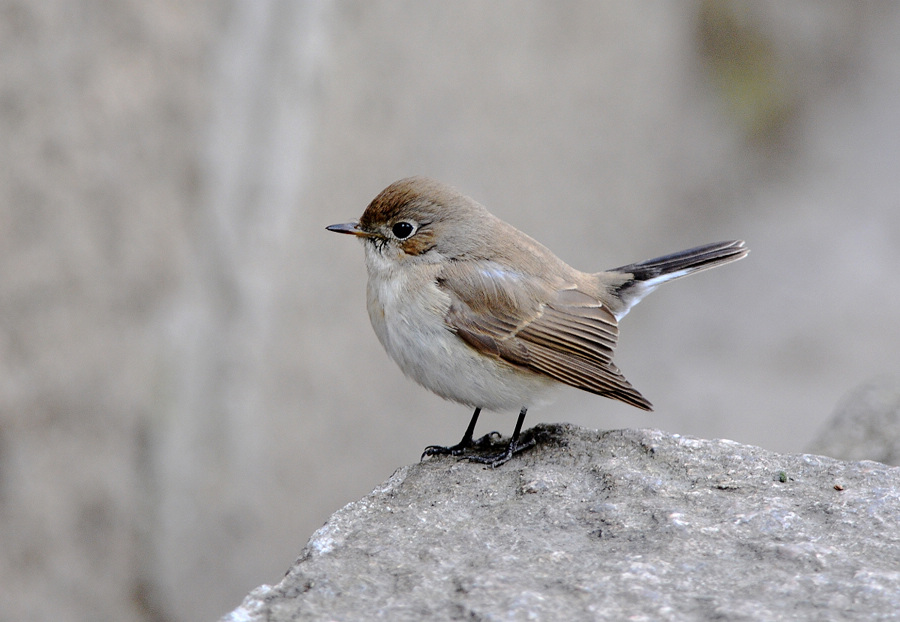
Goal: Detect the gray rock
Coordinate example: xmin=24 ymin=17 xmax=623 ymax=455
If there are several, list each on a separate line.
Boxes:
xmin=223 ymin=425 xmax=900 ymax=621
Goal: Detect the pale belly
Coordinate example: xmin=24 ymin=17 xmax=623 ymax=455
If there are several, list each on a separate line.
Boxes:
xmin=364 ymin=257 xmax=554 ymax=412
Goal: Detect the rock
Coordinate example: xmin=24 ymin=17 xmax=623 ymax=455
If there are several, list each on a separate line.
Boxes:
xmin=808 ymin=377 xmax=900 ymax=466
xmin=223 ymin=425 xmax=900 ymax=621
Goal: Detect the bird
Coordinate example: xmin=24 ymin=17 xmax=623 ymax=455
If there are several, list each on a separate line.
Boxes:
xmin=327 ymin=176 xmax=748 ymax=467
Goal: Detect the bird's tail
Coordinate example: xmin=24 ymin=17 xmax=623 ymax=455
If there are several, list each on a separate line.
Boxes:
xmin=606 ymin=240 xmax=748 ymax=320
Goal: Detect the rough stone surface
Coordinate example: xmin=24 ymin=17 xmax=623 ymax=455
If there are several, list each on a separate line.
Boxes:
xmin=223 ymin=425 xmax=900 ymax=621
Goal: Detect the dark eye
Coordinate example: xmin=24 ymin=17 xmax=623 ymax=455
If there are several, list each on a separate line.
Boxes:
xmin=391 ymin=221 xmax=415 ymax=239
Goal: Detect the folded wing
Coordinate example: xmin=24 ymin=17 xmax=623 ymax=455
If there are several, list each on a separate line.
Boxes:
xmin=438 ymin=261 xmax=653 ymax=410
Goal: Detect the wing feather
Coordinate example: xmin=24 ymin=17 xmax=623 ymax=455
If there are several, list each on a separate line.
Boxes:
xmin=438 ymin=261 xmax=653 ymax=410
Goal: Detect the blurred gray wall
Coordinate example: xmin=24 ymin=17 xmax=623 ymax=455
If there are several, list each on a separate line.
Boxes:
xmin=2 ymin=1 xmax=899 ymax=620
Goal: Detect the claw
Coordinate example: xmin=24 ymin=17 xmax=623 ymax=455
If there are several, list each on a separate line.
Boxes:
xmin=464 ymin=436 xmax=536 ymax=468
xmin=421 ymin=442 xmax=470 ymax=461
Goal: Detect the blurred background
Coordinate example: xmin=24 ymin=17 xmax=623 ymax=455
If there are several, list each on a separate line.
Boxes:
xmin=2 ymin=1 xmax=899 ymax=620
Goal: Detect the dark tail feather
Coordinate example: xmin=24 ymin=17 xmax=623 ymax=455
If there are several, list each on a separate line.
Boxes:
xmin=608 ymin=240 xmax=748 ymax=319
xmin=612 ymin=240 xmax=748 ymax=282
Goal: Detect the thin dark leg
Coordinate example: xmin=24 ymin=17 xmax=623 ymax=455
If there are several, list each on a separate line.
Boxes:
xmin=465 ymin=407 xmax=536 ymax=468
xmin=458 ymin=407 xmax=481 ymax=447
xmin=510 ymin=408 xmax=527 ymax=442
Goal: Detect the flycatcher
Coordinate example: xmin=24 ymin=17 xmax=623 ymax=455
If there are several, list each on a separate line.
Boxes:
xmin=328 ymin=177 xmax=747 ymax=467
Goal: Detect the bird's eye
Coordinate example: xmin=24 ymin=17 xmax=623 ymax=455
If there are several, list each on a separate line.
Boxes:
xmin=391 ymin=221 xmax=415 ymax=239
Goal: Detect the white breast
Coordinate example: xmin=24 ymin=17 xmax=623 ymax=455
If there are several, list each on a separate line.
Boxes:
xmin=363 ymin=244 xmax=554 ymax=412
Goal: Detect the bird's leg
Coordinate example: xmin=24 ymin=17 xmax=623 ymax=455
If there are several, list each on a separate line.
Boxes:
xmin=421 ymin=408 xmax=499 ymax=459
xmin=465 ymin=407 xmax=535 ymax=468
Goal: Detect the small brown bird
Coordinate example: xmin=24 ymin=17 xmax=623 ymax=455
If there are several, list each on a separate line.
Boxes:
xmin=328 ymin=177 xmax=747 ymax=466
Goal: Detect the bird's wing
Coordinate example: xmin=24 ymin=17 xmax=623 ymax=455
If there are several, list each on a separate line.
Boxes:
xmin=437 ymin=260 xmax=653 ymax=410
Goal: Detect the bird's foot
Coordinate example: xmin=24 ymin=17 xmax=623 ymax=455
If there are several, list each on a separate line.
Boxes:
xmin=463 ymin=436 xmax=537 ymax=468
xmin=420 ymin=431 xmax=501 ymax=460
